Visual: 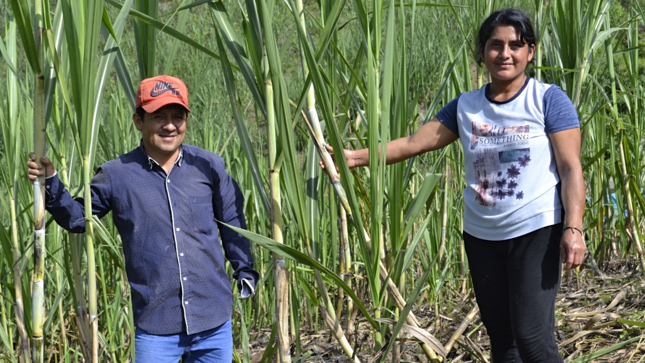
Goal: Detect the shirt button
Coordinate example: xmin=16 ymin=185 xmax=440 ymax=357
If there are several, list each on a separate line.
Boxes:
xmin=46 ymin=185 xmax=50 ymax=189
xmin=176 ymin=228 xmax=180 ymax=232
xmin=183 ymin=277 xmax=187 ymax=281
xmin=180 ymin=253 xmax=184 ymax=257
xmin=184 ymin=301 xmax=189 ymax=305
xmin=167 ymin=179 xmax=171 ymax=183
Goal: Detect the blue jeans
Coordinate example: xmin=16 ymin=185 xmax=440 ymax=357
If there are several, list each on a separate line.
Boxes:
xmin=135 ymin=320 xmax=233 ymax=363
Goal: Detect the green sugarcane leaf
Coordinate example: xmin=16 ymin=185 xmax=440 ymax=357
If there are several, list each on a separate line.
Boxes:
xmin=44 ymin=4 xmax=65 ymax=123
xmin=402 ymin=173 xmax=441 ymax=240
xmin=401 ymin=214 xmax=432 ymax=272
xmin=286 ymin=0 xmax=375 ymax=295
xmin=0 ymin=316 xmax=14 ymax=358
xmin=8 ymin=0 xmax=41 ymax=74
xmin=0 ymin=30 xmax=21 ymax=88
xmin=90 ymin=217 xmax=126 ymax=271
xmin=235 ymin=300 xmax=251 ymax=363
xmin=258 ymin=325 xmax=278 ymax=363
xmin=589 ymin=28 xmax=626 ymax=54
xmin=44 ymin=30 xmax=77 ymax=143
xmin=312 ymin=0 xmax=346 ymax=62
xmin=582 ymin=144 xmax=610 ymax=170
xmin=177 ymin=0 xmax=213 ymax=11
xmin=221 ymin=222 xmax=379 ymax=330
xmin=210 ymin=1 xmax=267 ymax=119
xmin=114 ymin=48 xmax=137 ymax=110
xmin=102 ymin=6 xmax=118 ymax=42
xmin=328 ymin=39 xmax=368 ymax=110
xmin=80 ymin=0 xmax=107 ymax=161
xmin=629 ymin=178 xmax=645 ymax=218
xmin=295 ymin=269 xmax=319 ymax=306
xmin=135 ymin=0 xmax=158 ymax=78
xmin=424 ymin=41 xmax=465 ymax=123
xmin=377 ymin=269 xmax=447 ymax=360
xmin=258 ymin=0 xmax=310 ymax=241
xmin=214 ymin=28 xmax=271 ymax=215
xmin=241 ymin=19 xmax=263 ymax=94
xmin=0 ymin=20 xmax=22 ymax=187
xmin=43 ymin=275 xmax=67 ymax=331
xmin=0 ymin=220 xmax=14 ymax=275
xmin=60 ymin=0 xmax=83 ymax=120
xmin=106 ymin=0 xmax=238 ymax=70
xmin=91 ymin=0 xmax=134 ymax=165
xmin=568 ymin=335 xmax=642 ymax=362
xmin=163 ymin=7 xmax=189 ymax=75
xmin=617 ymin=319 xmax=645 ymax=328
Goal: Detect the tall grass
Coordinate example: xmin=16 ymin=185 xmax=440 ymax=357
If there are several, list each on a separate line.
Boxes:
xmin=0 ymin=0 xmax=644 ymax=362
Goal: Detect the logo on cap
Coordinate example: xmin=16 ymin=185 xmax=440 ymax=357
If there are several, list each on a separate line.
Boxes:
xmin=150 ymin=82 xmax=181 ymax=97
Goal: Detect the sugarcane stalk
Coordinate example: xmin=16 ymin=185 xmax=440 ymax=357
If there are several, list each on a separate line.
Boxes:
xmin=444 ymin=304 xmax=479 ymax=353
xmin=292 ymin=2 xmax=363 ymax=360
xmin=82 ymin=158 xmax=99 ymax=362
xmin=336 ymin=200 xmax=346 ymax=319
xmin=339 ymin=202 xmax=354 ymax=334
xmin=0 ymin=297 xmax=11 ymax=354
xmin=32 ymin=1 xmax=47 ymax=360
xmin=439 ymin=163 xmax=450 ymax=262
xmin=319 ymin=306 xmax=361 ymax=363
xmin=608 ymin=138 xmax=620 ymax=260
xmin=61 ymin=169 xmax=91 ymax=358
xmin=5 ymin=19 xmax=31 ymax=361
xmin=596 ymin=162 xmax=605 ymax=265
xmin=302 ymin=110 xmax=441 ymax=362
xmin=11 ymin=194 xmax=32 ymax=363
xmin=50 ymin=105 xmax=68 ymax=357
xmin=618 ymin=141 xmax=645 ymax=275
xmin=603 ymin=16 xmax=645 ymax=276
xmin=32 ymin=100 xmax=46 ymax=362
xmin=265 ymin=52 xmax=291 ymax=362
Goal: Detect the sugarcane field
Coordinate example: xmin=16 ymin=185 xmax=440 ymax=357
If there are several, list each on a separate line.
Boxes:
xmin=2 ymin=0 xmax=645 ymax=362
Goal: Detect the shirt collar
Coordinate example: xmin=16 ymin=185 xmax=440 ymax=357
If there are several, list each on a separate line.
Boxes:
xmin=139 ymin=142 xmax=184 ymax=170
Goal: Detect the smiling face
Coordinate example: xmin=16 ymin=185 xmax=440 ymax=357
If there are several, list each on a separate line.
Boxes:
xmin=133 ymin=104 xmax=188 ymax=163
xmin=481 ymin=25 xmax=535 ymax=88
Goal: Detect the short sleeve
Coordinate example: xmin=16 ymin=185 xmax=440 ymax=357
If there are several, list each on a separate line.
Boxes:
xmin=435 ymin=94 xmax=461 ymax=137
xmin=544 ymin=86 xmax=579 ymax=134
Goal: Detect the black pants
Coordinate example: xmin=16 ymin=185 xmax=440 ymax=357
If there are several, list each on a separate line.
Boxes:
xmin=464 ymin=224 xmax=564 ymax=363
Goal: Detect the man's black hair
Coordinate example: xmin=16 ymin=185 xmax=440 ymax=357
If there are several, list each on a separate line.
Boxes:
xmin=136 ymin=107 xmax=146 ymax=120
xmin=478 ymin=9 xmax=536 ymax=64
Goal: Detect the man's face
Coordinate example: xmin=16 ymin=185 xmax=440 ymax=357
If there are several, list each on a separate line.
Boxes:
xmin=133 ymin=104 xmax=188 ymax=161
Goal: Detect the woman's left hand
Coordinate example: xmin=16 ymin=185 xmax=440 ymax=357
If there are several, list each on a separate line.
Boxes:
xmin=560 ymin=228 xmax=586 ymax=270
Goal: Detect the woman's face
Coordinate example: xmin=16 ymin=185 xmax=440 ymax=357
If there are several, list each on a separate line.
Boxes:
xmin=481 ymin=25 xmax=535 ymax=85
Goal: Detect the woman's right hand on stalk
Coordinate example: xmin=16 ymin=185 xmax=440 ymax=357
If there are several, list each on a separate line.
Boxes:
xmin=320 ymin=144 xmax=360 ymax=171
xmin=27 ymin=153 xmax=56 ymax=181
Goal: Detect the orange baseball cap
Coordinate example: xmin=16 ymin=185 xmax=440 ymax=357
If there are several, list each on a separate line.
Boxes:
xmin=135 ymin=75 xmax=190 ymax=113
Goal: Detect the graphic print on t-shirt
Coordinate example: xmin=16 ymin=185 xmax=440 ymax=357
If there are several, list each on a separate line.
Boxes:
xmin=471 ymin=121 xmax=531 ymax=206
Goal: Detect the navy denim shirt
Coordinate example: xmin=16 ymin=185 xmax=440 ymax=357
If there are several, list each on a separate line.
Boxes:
xmin=45 ymin=143 xmax=259 ymax=335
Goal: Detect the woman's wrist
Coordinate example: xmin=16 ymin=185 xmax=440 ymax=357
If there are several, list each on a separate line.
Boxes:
xmin=563 ymin=226 xmax=583 ymax=236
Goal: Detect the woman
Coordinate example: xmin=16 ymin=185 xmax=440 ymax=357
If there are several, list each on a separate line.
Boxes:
xmin=328 ymin=9 xmax=586 ymax=363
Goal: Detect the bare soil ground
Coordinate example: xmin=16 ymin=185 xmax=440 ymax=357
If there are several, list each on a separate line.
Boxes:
xmin=247 ymin=259 xmax=645 ymax=363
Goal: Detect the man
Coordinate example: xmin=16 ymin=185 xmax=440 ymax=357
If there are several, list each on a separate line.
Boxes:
xmin=28 ymin=75 xmax=259 ymax=362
